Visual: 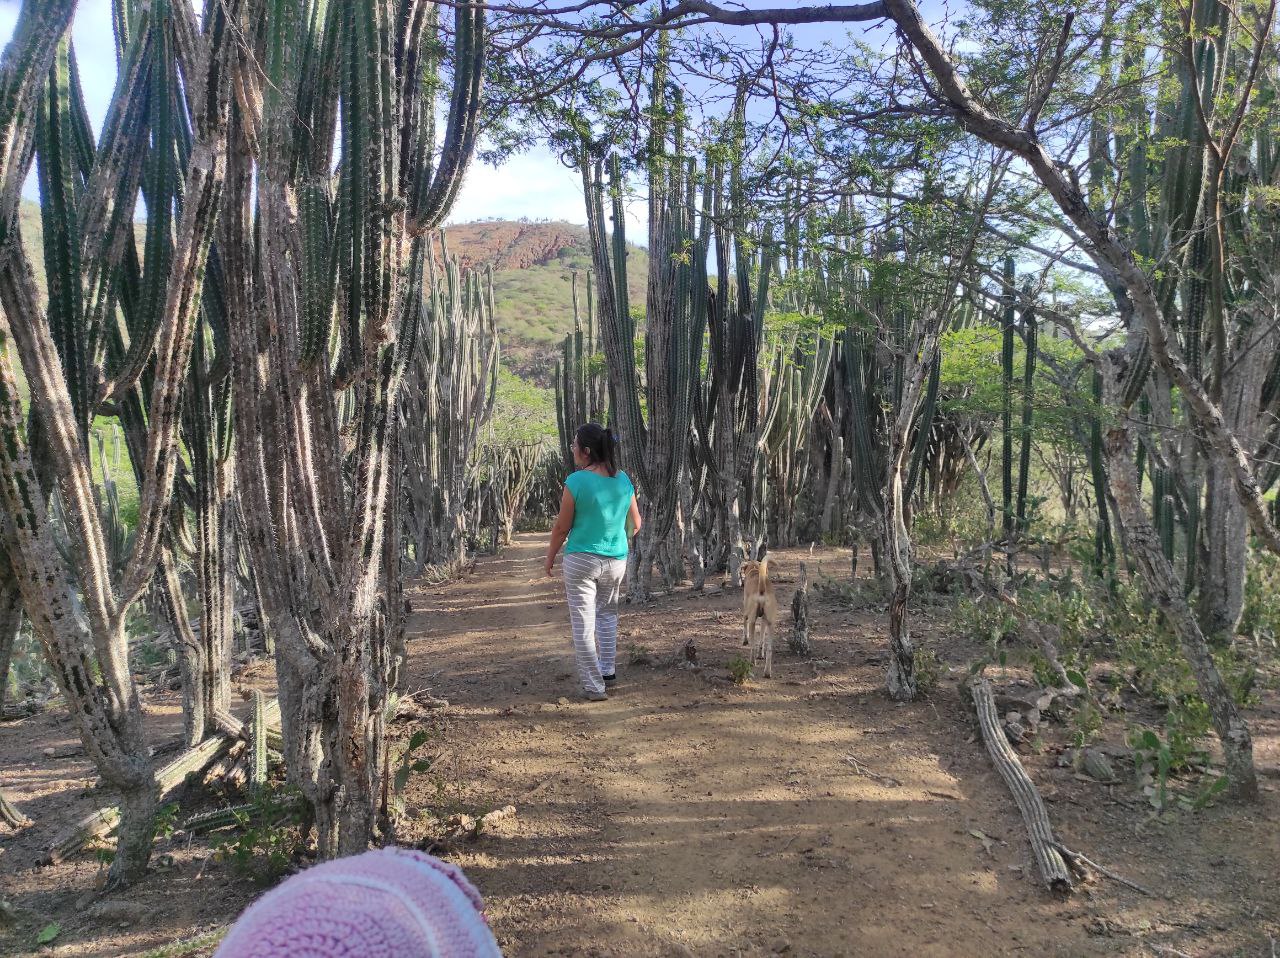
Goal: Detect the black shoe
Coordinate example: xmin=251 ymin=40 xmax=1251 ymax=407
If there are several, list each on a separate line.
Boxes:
xmin=602 ymin=673 xmax=617 ymax=684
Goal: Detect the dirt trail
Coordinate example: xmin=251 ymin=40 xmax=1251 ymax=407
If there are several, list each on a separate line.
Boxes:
xmin=400 ymin=536 xmax=1114 ymax=957
xmin=3 ymin=534 xmax=1276 ymax=956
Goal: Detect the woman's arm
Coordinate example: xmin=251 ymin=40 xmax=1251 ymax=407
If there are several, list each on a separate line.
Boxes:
xmin=626 ymin=495 xmax=642 ymax=541
xmin=545 ymin=487 xmax=575 ymax=577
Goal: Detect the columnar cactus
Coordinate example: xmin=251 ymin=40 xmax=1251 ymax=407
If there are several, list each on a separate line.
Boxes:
xmin=0 ymin=0 xmax=238 ymax=884
xmin=578 ymin=44 xmax=706 ymax=598
xmin=401 ymin=238 xmax=500 ymax=571
xmin=555 ymin=271 xmax=608 ymax=471
xmin=222 ymin=0 xmax=488 ymax=856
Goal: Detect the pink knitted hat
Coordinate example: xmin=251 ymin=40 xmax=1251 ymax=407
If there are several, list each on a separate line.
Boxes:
xmin=215 ymin=847 xmax=502 ymax=957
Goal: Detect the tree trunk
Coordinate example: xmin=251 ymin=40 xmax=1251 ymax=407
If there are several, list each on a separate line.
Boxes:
xmin=110 ymin=777 xmax=160 ymax=888
xmin=271 ymin=626 xmax=339 ymax=855
xmin=1099 ymin=354 xmax=1257 ymax=798
xmin=1200 ymin=460 xmax=1247 ymax=643
xmin=159 ymin=546 xmax=206 ymax=747
xmin=0 ymin=575 xmax=20 ymax=708
xmin=884 ymin=369 xmax=918 ymax=699
xmin=884 ymin=475 xmax=916 ymax=700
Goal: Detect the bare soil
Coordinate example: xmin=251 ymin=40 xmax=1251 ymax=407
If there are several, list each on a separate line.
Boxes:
xmin=2 ymin=534 xmax=1278 ymax=957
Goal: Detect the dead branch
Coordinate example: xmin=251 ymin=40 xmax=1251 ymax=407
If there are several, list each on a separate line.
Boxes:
xmin=1054 ymin=842 xmax=1160 ymax=898
xmin=841 ymin=754 xmax=903 ymax=788
xmin=968 ymin=676 xmax=1073 ymax=892
xmin=44 ymin=699 xmax=281 ymax=864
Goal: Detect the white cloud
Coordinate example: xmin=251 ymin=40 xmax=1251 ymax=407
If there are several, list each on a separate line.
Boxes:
xmin=447 ymin=147 xmax=585 ymax=225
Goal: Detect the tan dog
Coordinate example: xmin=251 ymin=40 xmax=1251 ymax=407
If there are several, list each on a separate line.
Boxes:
xmin=741 ymin=559 xmax=779 ymax=678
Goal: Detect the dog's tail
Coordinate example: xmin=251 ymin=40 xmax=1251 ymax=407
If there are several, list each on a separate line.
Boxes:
xmin=757 ymin=559 xmax=770 ymax=591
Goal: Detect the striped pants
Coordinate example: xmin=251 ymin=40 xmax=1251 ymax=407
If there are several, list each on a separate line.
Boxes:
xmin=562 ymin=552 xmax=627 ymax=695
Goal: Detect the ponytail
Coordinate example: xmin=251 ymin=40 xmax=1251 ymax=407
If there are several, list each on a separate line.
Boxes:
xmin=574 ymin=422 xmax=618 ymax=477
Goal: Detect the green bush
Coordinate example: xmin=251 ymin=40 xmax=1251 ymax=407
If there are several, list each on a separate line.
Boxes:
xmin=727 ymin=655 xmax=753 ymax=685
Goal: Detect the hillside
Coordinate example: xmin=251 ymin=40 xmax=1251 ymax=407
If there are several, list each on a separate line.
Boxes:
xmin=443 ymin=219 xmax=648 ymax=348
xmin=13 ymin=204 xmax=643 ymax=359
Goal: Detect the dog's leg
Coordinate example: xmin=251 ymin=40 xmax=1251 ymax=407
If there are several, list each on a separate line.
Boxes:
xmin=742 ymin=609 xmax=751 ymax=647
xmin=762 ymin=619 xmax=773 ymax=678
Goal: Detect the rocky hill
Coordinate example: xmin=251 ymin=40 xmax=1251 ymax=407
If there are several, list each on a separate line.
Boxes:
xmin=443 ymin=219 xmax=647 ymax=350
xmin=443 ymin=220 xmax=587 ymax=272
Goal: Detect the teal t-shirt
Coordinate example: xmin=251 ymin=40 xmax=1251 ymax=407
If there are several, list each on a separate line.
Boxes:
xmin=564 ymin=469 xmax=634 ymax=559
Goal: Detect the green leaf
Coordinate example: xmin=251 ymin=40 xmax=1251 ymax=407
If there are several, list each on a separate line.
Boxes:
xmin=36 ymin=922 xmax=62 ymax=945
xmin=411 ymin=759 xmax=433 ymax=773
xmin=394 ymin=767 xmax=411 ymax=793
xmin=408 ymin=730 xmax=430 ymax=751
xmin=1065 ymin=669 xmax=1086 ymax=689
xmin=1192 ymin=775 xmax=1228 ymax=809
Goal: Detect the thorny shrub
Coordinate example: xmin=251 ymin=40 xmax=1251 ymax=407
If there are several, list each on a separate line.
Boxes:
xmin=912 ymin=647 xmax=942 ymax=694
xmin=813 ymin=573 xmax=884 ymax=610
xmin=1240 ymin=548 xmax=1280 ymax=654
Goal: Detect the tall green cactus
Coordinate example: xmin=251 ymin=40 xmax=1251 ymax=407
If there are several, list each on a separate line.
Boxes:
xmin=221 ymin=0 xmax=488 ymax=858
xmin=401 ymin=237 xmax=500 ymax=572
xmin=757 ymin=331 xmax=835 ymax=546
xmin=1014 ymin=296 xmax=1037 ymax=533
xmin=249 ymin=690 xmax=268 ymax=792
xmin=1088 ymin=368 xmax=1115 ymax=575
xmin=555 ymin=271 xmax=608 ymax=470
xmin=578 ymin=43 xmax=705 ymax=598
xmin=1000 ymin=256 xmax=1016 ymax=540
xmin=0 ymin=0 xmax=238 ymax=885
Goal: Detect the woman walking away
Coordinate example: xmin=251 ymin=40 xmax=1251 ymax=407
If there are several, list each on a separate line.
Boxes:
xmin=545 ymin=423 xmax=642 ymax=701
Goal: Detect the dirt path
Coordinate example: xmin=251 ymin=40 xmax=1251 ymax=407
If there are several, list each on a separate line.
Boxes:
xmin=3 ymin=534 xmax=1276 ymax=956
xmin=398 ymin=536 xmax=1124 ymax=957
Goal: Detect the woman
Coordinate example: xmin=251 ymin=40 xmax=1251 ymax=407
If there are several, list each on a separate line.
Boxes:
xmin=545 ymin=423 xmax=642 ymax=701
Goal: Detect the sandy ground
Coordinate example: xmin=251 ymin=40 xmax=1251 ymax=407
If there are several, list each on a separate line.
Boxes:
xmin=1 ymin=534 xmax=1278 ymax=956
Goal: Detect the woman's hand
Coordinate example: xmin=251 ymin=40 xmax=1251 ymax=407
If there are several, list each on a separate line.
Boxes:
xmin=545 ymin=487 xmax=574 ymax=580
xmin=626 ymin=495 xmax=643 ymax=541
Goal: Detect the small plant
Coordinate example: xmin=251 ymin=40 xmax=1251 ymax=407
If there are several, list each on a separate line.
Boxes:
xmin=215 ymin=786 xmax=302 ymax=886
xmin=727 ymin=655 xmax=753 ymax=685
xmin=1130 ymin=727 xmax=1174 ymax=812
xmin=912 ymin=647 xmax=942 ymax=694
xmin=389 ymin=728 xmax=437 ymax=820
xmin=628 ymin=643 xmax=655 ymax=665
xmin=1129 ymin=722 xmax=1222 ymax=814
xmin=1070 ymin=698 xmax=1103 ymax=747
xmin=35 ymin=922 xmax=61 ymax=946
xmin=155 ymin=801 xmax=181 ymax=840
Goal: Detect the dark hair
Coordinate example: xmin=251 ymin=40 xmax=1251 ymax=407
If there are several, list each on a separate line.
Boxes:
xmin=574 ymin=422 xmax=618 ymax=477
